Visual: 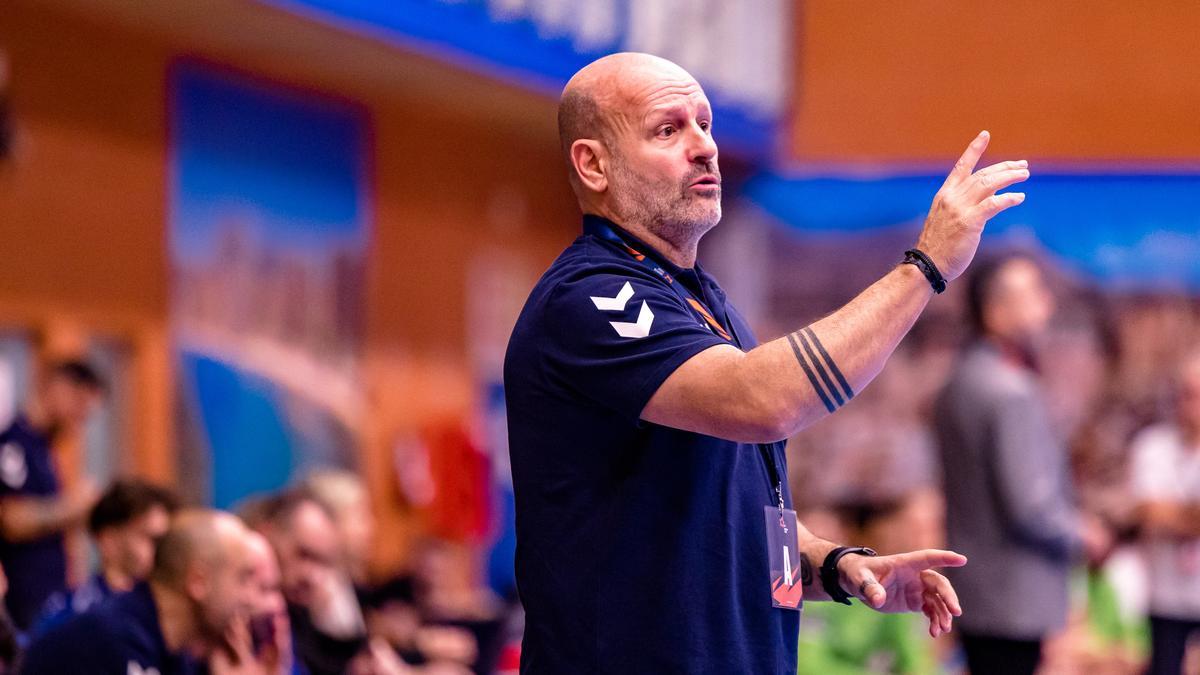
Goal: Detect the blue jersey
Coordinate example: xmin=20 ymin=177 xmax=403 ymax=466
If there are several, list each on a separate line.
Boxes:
xmin=504 ymin=216 xmax=798 ymax=674
xmin=21 ymin=582 xmax=201 ymax=674
xmin=0 ymin=415 xmax=67 ymax=630
xmin=31 ymin=573 xmax=114 ymax=637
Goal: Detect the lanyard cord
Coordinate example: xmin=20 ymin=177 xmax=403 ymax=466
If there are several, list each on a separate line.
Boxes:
xmin=588 ymin=220 xmax=787 ymax=512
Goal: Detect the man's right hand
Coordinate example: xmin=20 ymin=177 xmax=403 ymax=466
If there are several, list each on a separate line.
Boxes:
xmin=915 ymin=131 xmax=1030 ymax=281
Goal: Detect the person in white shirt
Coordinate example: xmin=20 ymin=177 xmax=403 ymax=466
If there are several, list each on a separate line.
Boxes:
xmin=1132 ymin=349 xmax=1200 ymax=675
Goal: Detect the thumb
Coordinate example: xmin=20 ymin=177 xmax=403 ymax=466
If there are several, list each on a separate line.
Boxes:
xmin=855 ymin=568 xmax=887 ymax=609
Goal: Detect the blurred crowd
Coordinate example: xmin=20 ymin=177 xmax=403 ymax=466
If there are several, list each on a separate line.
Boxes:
xmin=0 ymin=250 xmax=1198 ymax=674
xmin=0 ymin=360 xmax=521 ymax=674
xmin=793 ymin=251 xmax=1200 ymax=674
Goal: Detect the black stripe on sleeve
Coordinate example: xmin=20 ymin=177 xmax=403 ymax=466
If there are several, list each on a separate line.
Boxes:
xmin=787 ymin=332 xmax=836 ymax=413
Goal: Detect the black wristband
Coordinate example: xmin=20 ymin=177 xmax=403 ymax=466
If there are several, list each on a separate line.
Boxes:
xmin=902 ymin=248 xmax=947 ymax=294
xmin=820 ymin=546 xmax=878 ymax=605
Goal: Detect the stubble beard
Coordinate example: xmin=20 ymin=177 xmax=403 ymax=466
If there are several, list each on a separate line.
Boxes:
xmin=608 ymin=158 xmax=721 ymax=252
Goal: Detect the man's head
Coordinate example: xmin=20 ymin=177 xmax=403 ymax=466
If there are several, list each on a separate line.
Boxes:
xmin=244 ymin=530 xmax=286 ymax=618
xmin=301 ymin=470 xmax=374 ymax=583
xmin=966 ymin=253 xmax=1056 ymax=347
xmin=256 ymin=490 xmax=341 ymax=609
xmin=39 ymin=360 xmax=104 ymax=435
xmin=559 ymin=53 xmax=721 ymax=249
xmin=151 ymin=509 xmax=258 ymax=647
xmin=89 ymin=479 xmax=179 ymax=588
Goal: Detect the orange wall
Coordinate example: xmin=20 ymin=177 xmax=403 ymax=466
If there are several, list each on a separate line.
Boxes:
xmin=0 ymin=3 xmax=579 ymax=571
xmin=790 ymin=1 xmax=1200 ymax=162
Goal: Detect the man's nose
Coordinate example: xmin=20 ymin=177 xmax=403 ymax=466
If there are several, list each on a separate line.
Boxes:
xmin=686 ymin=123 xmax=718 ymax=165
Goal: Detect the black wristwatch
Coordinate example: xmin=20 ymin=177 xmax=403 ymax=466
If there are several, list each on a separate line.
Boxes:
xmin=820 ymin=546 xmax=878 ymax=605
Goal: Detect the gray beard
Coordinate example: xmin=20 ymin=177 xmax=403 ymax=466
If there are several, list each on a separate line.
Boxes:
xmin=609 ymin=165 xmax=721 ymax=254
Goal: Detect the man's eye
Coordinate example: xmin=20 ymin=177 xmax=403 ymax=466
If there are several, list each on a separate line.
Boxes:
xmin=699 ymin=120 xmax=711 ymax=132
xmin=658 ymin=125 xmax=676 ymax=138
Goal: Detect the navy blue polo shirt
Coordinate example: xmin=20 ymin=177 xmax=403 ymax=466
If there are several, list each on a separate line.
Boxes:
xmin=504 ymin=215 xmax=798 ymax=674
xmin=0 ymin=415 xmax=68 ymax=630
xmin=21 ymin=582 xmax=200 ymax=674
xmin=31 ymin=572 xmax=114 ymax=637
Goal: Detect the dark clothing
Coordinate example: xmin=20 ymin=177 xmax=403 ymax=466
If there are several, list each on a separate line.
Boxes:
xmin=31 ymin=573 xmax=114 ymax=638
xmin=960 ymin=632 xmax=1042 ymax=675
xmin=505 ymin=216 xmax=797 ymax=674
xmin=1147 ymin=615 xmax=1200 ymax=675
xmin=21 ymin=582 xmax=200 ymax=674
xmin=288 ymin=603 xmax=363 ymax=675
xmin=0 ymin=415 xmax=67 ymax=630
xmin=935 ymin=341 xmax=1079 ymax=639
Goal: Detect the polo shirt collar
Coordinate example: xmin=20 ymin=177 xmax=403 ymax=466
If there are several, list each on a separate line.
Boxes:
xmin=581 ymin=214 xmax=717 ymax=300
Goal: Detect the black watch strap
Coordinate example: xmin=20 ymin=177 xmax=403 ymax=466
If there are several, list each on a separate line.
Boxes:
xmin=902 ymin=248 xmax=947 ymax=294
xmin=820 ymin=546 xmax=878 ymax=605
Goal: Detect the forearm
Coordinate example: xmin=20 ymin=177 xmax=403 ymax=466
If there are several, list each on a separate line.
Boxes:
xmin=0 ymin=495 xmax=88 ymax=542
xmin=742 ymin=263 xmax=933 ymax=438
xmin=1140 ymin=502 xmax=1200 ymax=539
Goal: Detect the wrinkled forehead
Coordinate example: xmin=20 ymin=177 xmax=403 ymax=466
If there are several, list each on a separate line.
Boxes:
xmin=607 ymin=62 xmax=711 ymax=127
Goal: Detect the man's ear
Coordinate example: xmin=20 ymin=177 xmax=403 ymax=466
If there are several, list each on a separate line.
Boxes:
xmin=184 ymin=562 xmax=209 ymax=603
xmin=570 ymin=139 xmax=608 ymax=193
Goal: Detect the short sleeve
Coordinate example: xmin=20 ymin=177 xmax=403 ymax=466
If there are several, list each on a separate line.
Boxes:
xmin=540 ymin=266 xmax=731 ymax=422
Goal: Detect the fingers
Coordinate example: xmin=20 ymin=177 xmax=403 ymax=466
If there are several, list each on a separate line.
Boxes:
xmin=923 ymin=590 xmax=954 ymax=637
xmin=925 ymin=569 xmax=962 ymax=616
xmin=967 ymin=167 xmax=1030 ymax=202
xmin=921 ymin=570 xmax=961 ymax=638
xmin=944 ymin=131 xmax=991 ymax=187
xmin=973 ymin=159 xmax=1028 ymax=178
xmin=973 ymin=191 xmax=1026 ymax=221
xmin=899 ymin=549 xmax=968 ymax=571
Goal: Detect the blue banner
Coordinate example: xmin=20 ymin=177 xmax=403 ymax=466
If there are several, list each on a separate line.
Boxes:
xmin=745 ymin=172 xmax=1200 ymax=292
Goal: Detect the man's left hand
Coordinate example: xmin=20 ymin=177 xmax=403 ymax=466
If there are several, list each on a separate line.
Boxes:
xmin=836 ymin=549 xmax=967 ymax=638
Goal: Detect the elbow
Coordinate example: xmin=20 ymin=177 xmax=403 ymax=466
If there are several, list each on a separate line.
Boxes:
xmin=734 ymin=396 xmax=797 ymax=444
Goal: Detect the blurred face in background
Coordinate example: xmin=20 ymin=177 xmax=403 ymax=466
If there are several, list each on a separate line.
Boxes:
xmin=1177 ymin=353 xmax=1200 ymax=435
xmin=272 ymin=501 xmax=340 ymax=608
xmin=188 ymin=520 xmax=259 ymax=645
xmin=42 ymin=376 xmax=101 ymax=432
xmin=96 ymin=504 xmax=171 ymax=586
xmin=245 ymin=531 xmax=286 ymax=617
xmin=982 ymin=257 xmax=1056 ymax=347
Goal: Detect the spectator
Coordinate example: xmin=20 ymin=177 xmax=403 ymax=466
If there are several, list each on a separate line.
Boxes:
xmin=1131 ymin=349 xmax=1200 ymax=675
xmin=211 ymin=529 xmax=295 ymax=675
xmin=257 ymin=489 xmax=365 ymax=675
xmin=301 ymin=470 xmax=374 ymax=586
xmin=33 ymin=478 xmax=179 ymax=634
xmin=935 ymin=254 xmax=1110 ymax=675
xmin=0 ymin=359 xmax=103 ymax=630
xmin=21 ymin=509 xmax=259 ymax=673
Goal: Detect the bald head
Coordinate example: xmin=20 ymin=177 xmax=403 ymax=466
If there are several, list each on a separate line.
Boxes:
xmin=558 ymin=53 xmax=702 ymax=181
xmin=151 ymin=509 xmax=246 ymax=588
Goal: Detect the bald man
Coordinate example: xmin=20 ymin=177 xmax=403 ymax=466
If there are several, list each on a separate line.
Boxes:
xmin=505 ymin=53 xmax=1028 ymax=673
xmin=22 ymin=509 xmax=259 ymax=674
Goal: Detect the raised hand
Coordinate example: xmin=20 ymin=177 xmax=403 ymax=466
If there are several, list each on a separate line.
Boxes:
xmin=915 ymin=131 xmax=1029 ymax=281
xmin=835 ymin=549 xmax=967 ymax=638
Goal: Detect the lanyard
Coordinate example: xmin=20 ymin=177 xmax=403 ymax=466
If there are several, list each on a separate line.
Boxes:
xmin=589 ymin=219 xmax=787 ymax=514
xmin=589 ymin=222 xmax=734 ymax=342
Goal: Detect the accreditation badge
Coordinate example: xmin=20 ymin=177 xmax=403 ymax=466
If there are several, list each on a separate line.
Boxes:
xmin=765 ymin=506 xmax=804 ymax=610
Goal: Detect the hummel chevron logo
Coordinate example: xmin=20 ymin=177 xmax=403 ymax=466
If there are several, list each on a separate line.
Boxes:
xmin=609 ymin=301 xmax=654 ymax=338
xmin=590 ymin=282 xmax=634 ymax=311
